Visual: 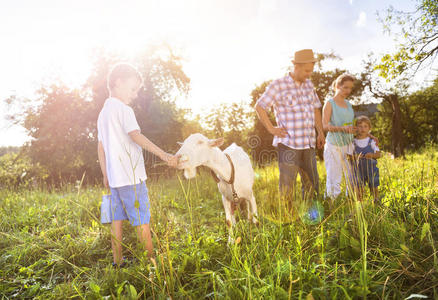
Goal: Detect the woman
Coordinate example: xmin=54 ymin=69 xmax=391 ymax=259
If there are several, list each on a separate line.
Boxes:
xmin=323 ymin=74 xmax=356 ymax=199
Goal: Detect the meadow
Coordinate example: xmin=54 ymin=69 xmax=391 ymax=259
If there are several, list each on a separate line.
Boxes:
xmin=0 ymin=147 xmax=437 ymax=299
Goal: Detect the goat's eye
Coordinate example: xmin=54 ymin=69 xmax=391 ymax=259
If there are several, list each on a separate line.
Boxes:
xmin=197 ymin=140 xmax=204 ymax=145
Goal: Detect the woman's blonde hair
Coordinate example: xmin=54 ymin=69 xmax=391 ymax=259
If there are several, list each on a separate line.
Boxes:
xmin=332 ymin=73 xmax=355 ymax=91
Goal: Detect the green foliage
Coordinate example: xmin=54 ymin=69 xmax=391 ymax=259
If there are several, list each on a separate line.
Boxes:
xmin=401 ymin=76 xmax=438 ymax=148
xmin=6 ymin=45 xmax=191 ymax=185
xmin=373 ymin=76 xmax=438 ymax=151
xmin=249 ymin=80 xmax=276 ymax=166
xmin=0 ymin=146 xmax=20 ymax=157
xmin=0 ymin=151 xmax=47 ymax=189
xmin=376 ymin=0 xmax=438 ymax=79
xmin=1 ymin=149 xmax=437 ymax=298
xmin=204 ymin=102 xmax=253 ymax=149
xmin=22 ymin=85 xmax=99 ymax=184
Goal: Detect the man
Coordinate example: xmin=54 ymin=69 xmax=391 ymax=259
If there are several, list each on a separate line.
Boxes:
xmin=255 ymin=49 xmax=324 ymax=202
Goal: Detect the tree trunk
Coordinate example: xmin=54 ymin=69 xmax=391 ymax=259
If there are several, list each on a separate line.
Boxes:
xmin=388 ymin=94 xmax=405 ymax=158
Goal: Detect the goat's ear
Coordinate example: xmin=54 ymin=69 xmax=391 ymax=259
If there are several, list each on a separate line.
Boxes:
xmin=208 ymin=138 xmax=224 ymax=148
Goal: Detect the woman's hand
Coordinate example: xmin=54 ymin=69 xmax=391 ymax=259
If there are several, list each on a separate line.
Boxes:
xmin=368 ymin=133 xmax=379 ymax=146
xmin=343 ymin=126 xmax=357 ymax=134
xmin=316 ymin=132 xmax=325 ymax=149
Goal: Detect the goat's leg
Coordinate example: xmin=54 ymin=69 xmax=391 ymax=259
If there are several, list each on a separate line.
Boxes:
xmin=222 ymin=195 xmax=236 ymax=226
xmin=221 ymin=195 xmax=235 ymax=244
xmin=249 ymin=193 xmax=259 ymax=225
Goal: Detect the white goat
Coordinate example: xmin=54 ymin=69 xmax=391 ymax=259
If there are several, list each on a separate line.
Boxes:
xmin=176 ymin=133 xmax=258 ymax=237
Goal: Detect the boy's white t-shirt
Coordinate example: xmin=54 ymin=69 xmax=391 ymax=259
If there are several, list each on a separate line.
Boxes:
xmin=97 ymin=97 xmax=147 ymax=188
xmin=354 ymin=137 xmax=380 ymax=152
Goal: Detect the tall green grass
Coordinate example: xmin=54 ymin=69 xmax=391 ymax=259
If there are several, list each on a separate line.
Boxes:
xmin=0 ymin=148 xmax=437 ymax=299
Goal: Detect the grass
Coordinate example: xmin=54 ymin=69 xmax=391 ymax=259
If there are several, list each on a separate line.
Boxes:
xmin=0 ymin=148 xmax=437 ymax=299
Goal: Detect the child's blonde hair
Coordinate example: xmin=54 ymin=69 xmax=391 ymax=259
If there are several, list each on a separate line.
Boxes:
xmin=356 ymin=115 xmax=372 ymax=128
xmin=107 ymin=63 xmax=143 ymax=92
xmin=332 ymin=73 xmax=355 ymax=91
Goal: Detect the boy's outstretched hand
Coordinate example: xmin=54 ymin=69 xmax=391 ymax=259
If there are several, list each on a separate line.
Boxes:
xmin=164 ymin=153 xmax=180 ymax=168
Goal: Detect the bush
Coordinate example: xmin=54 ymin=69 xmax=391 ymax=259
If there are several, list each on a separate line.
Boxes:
xmin=0 ymin=152 xmax=48 ymax=189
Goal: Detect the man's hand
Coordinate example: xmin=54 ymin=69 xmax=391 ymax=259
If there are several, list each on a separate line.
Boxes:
xmin=163 ymin=153 xmax=180 ymax=168
xmin=316 ymin=132 xmax=325 ymax=149
xmin=269 ymin=126 xmax=288 ymax=138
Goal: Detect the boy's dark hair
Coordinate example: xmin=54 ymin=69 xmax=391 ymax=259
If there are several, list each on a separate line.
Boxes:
xmin=107 ymin=63 xmax=143 ymax=92
xmin=356 ymin=115 xmax=372 ymax=128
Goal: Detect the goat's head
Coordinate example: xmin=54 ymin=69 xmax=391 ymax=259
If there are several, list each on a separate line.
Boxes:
xmin=176 ymin=133 xmax=224 ymax=179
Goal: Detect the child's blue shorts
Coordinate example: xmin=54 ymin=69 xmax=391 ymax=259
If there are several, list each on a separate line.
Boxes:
xmin=351 ymin=159 xmax=380 ymax=188
xmin=110 ymin=182 xmax=151 ymax=226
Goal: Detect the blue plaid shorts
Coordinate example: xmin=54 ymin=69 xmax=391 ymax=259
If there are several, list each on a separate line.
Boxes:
xmin=110 ymin=182 xmax=151 ymax=226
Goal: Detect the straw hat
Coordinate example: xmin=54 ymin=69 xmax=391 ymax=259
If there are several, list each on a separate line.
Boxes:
xmin=292 ymin=49 xmax=317 ymax=64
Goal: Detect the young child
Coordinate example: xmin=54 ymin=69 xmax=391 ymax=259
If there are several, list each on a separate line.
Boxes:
xmin=97 ymin=63 xmax=179 ymax=267
xmin=350 ymin=116 xmax=381 ymax=203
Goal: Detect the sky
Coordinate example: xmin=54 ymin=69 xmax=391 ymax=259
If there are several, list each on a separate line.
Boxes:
xmin=0 ymin=0 xmax=429 ymax=147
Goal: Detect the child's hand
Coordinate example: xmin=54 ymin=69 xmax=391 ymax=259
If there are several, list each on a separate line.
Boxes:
xmin=164 ymin=153 xmax=179 ymax=168
xmin=364 ymin=153 xmax=373 ymax=159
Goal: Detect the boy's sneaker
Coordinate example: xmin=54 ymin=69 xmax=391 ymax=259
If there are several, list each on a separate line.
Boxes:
xmin=112 ymin=261 xmax=127 ymax=268
xmin=112 ymin=257 xmax=130 ymax=268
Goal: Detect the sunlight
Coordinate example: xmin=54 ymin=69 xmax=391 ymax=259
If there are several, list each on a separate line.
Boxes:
xmin=2 ymin=0 xmax=313 ymax=111
xmin=6 ymin=0 xmax=201 ymax=91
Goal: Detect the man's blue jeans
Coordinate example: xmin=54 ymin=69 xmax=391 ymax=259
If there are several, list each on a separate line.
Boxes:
xmin=277 ymin=143 xmax=319 ymax=201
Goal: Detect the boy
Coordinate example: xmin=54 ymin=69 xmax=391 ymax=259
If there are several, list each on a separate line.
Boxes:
xmin=97 ymin=63 xmax=178 ymax=267
xmin=350 ymin=115 xmax=381 ymax=203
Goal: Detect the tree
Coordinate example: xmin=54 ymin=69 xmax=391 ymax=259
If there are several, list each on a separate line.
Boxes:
xmin=370 ymin=75 xmax=438 ymax=152
xmin=6 ymin=44 xmax=192 ymax=185
xmin=376 ymin=0 xmax=438 ymax=79
xmin=14 ymin=85 xmax=99 ymax=183
xmin=0 ymin=146 xmax=20 ymax=157
xmin=249 ymin=81 xmax=276 ymax=166
xmin=204 ymin=102 xmax=252 ymax=149
xmin=205 ymin=106 xmax=225 ymax=138
xmin=359 ymin=56 xmax=409 ymax=157
xmin=400 ymin=76 xmax=438 ymax=148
